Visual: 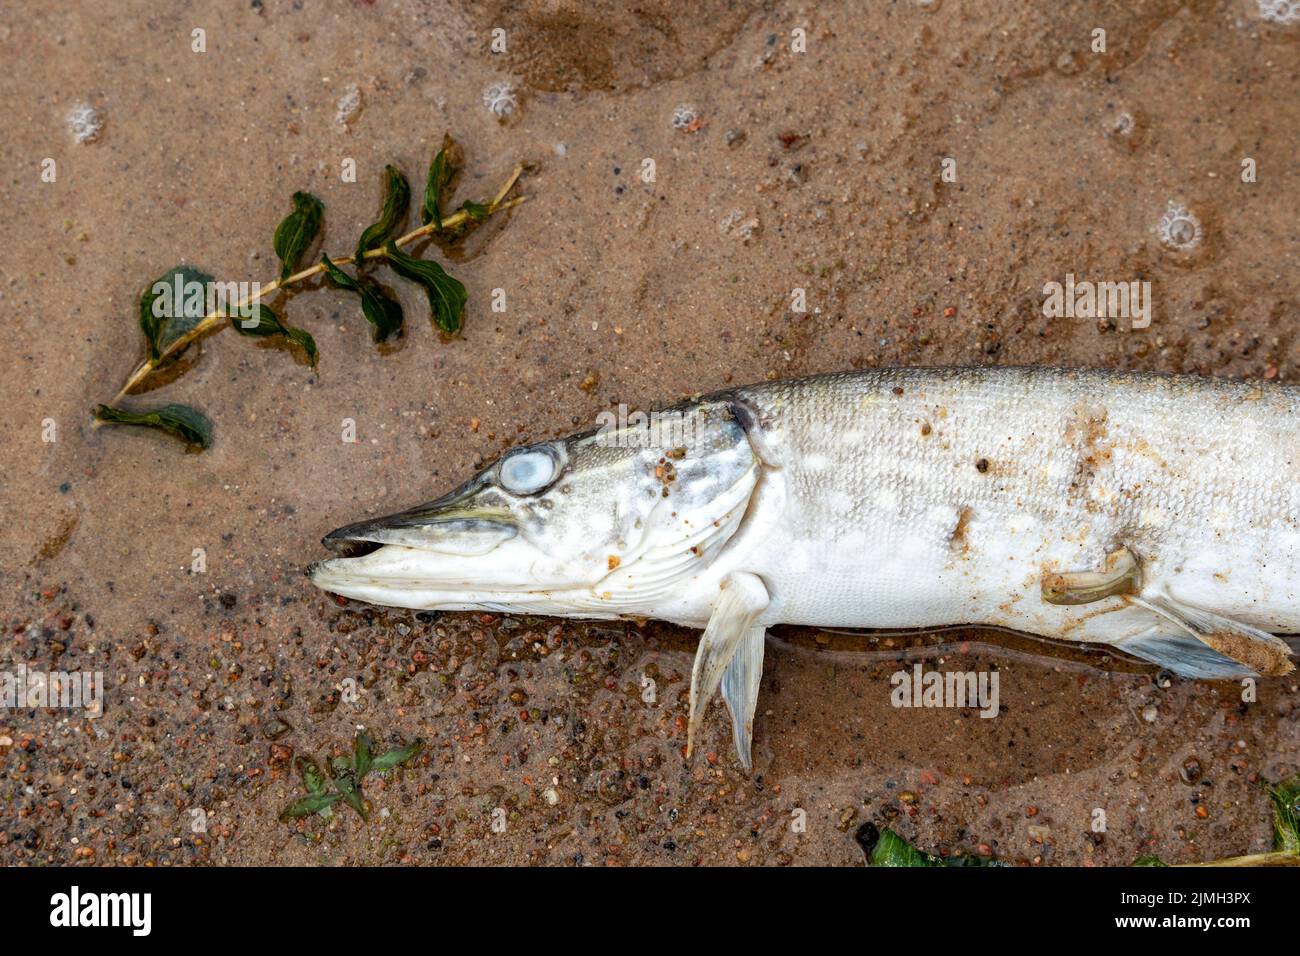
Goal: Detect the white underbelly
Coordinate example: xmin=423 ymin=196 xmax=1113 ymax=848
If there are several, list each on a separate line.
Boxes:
xmin=746 ymin=501 xmax=1300 ymax=642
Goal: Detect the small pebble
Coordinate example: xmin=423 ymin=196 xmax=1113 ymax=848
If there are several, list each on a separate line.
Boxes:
xmin=66 ymin=104 xmax=103 ymax=144
xmin=334 ymin=84 xmax=362 ymax=127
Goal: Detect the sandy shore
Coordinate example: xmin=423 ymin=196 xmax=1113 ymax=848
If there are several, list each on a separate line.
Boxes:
xmin=0 ymin=0 xmax=1296 ymax=865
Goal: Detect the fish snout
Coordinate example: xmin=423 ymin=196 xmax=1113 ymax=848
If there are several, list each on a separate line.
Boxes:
xmin=321 ymin=512 xmax=518 ymax=558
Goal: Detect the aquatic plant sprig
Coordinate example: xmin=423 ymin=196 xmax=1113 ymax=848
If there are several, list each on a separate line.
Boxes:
xmin=109 ymin=158 xmax=525 ymax=404
xmin=859 ymin=773 xmax=1300 ymax=867
xmin=94 ymin=136 xmax=526 ymax=450
xmin=279 ymin=731 xmax=423 ymax=822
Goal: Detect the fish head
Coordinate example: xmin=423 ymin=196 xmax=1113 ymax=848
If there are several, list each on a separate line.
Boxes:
xmin=309 ymin=399 xmax=761 ymax=615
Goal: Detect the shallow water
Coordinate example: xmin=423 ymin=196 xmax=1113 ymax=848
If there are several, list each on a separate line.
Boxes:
xmin=0 ymin=0 xmax=1297 ymax=865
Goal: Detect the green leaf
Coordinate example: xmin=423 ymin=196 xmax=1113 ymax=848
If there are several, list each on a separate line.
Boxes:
xmin=458 ymin=199 xmax=490 ymax=223
xmin=321 ymin=254 xmax=404 ymax=342
xmin=1268 ymin=774 xmax=1300 ymax=854
xmin=371 ymin=738 xmax=423 ymax=772
xmin=327 ymin=755 xmax=367 ymax=819
xmin=229 ymin=303 xmax=318 ymax=367
xmin=283 ymin=326 xmax=319 ymax=366
xmin=1132 ymin=855 xmax=1168 ymax=867
xmin=279 ymin=792 xmax=341 ymax=821
xmin=353 ymin=732 xmax=374 ymax=778
xmin=295 ymin=756 xmax=328 ymax=796
xmin=421 ymin=134 xmax=458 ymax=229
xmin=227 ymin=303 xmax=282 ymax=336
xmin=867 ymin=827 xmax=944 ymax=867
xmin=273 ymin=191 xmax=324 ymax=282
xmin=383 ymin=241 xmax=466 ymax=334
xmin=94 ymin=403 xmax=213 ymax=450
xmin=356 ymin=165 xmax=410 ymax=263
xmin=859 ymin=825 xmax=1003 ymax=867
xmin=139 ymin=265 xmax=216 ymax=365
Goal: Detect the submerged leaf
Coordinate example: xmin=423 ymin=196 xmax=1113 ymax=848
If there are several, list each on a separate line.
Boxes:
xmin=229 ymin=303 xmax=318 ymax=367
xmin=457 ymin=199 xmax=490 ymax=223
xmin=321 ymin=254 xmax=404 ymax=342
xmin=295 ymin=755 xmax=329 ymax=796
xmin=279 ymin=792 xmax=341 ymax=821
xmin=370 ymin=738 xmax=423 ymax=772
xmin=139 ymin=265 xmax=216 ymax=365
xmin=866 ymin=826 xmax=944 ymax=867
xmin=383 ymin=241 xmax=466 ymax=334
xmin=858 ymin=824 xmax=1004 ymax=867
xmin=328 ymin=755 xmax=367 ymax=819
xmin=228 ymin=303 xmax=282 ymax=336
xmin=1269 ymin=774 xmax=1300 ymax=854
xmin=356 ymin=165 xmax=411 ymax=263
xmin=1131 ymin=855 xmax=1168 ymax=867
xmin=353 ymin=732 xmax=374 ymax=779
xmin=94 ymin=403 xmax=213 ymax=450
xmin=282 ymin=326 xmax=319 ymax=366
xmin=421 ymin=134 xmax=459 ymax=228
xmin=273 ymin=191 xmax=324 ymax=282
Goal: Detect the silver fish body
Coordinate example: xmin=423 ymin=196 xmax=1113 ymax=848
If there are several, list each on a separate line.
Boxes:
xmin=311 ymin=366 xmax=1298 ymax=765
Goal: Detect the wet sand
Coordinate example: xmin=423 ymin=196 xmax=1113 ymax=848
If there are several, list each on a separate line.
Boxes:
xmin=0 ymin=0 xmax=1297 ymax=865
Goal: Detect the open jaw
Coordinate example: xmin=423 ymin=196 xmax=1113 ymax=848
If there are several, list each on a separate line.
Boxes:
xmin=310 ymin=513 xmax=597 ymax=614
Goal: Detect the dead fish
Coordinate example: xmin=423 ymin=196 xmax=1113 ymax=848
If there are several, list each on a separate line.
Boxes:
xmin=310 ymin=366 xmax=1297 ymax=767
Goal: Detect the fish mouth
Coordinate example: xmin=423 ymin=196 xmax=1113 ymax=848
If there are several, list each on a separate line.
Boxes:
xmin=311 ymin=474 xmax=526 ymax=601
xmin=319 ymin=473 xmax=517 ymax=560
xmin=320 ymin=513 xmax=517 ymax=558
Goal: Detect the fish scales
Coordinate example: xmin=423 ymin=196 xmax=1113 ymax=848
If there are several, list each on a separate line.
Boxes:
xmin=730 ymin=366 xmax=1300 ymax=639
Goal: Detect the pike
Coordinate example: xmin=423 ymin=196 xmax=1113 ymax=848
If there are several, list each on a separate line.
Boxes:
xmin=310 ymin=367 xmax=1297 ymax=768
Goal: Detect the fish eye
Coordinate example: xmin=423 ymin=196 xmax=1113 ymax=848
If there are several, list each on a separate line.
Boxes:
xmin=498 ymin=446 xmax=559 ymax=495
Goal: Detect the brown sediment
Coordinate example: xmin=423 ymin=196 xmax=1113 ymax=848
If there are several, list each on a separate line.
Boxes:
xmin=948 ymin=506 xmax=973 ymax=554
xmin=1197 ymin=630 xmax=1296 ymax=678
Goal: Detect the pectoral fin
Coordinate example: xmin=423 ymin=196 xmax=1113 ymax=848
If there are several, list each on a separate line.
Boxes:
xmin=720 ymin=625 xmax=766 ymax=770
xmin=687 ymin=571 xmax=770 ymax=765
xmin=1129 ymin=593 xmax=1295 ymax=677
xmin=1117 ymin=624 xmax=1256 ymax=680
xmin=1041 ymin=547 xmax=1140 ymax=605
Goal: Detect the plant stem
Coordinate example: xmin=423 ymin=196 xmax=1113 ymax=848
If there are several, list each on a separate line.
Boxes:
xmin=1177 ymin=851 xmax=1299 ymax=867
xmin=111 ymin=165 xmax=527 ymax=402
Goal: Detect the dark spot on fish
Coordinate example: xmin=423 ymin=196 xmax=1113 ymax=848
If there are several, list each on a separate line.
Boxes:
xmin=976 ymin=458 xmax=989 ymax=473
xmin=920 ymin=422 xmax=932 ymax=437
xmin=892 ymin=386 xmax=904 ymax=396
